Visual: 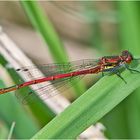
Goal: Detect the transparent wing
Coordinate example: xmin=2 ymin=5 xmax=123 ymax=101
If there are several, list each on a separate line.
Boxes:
xmin=16 ymin=74 xmax=84 ymax=104
xmin=15 ymin=59 xmax=99 ymax=104
xmin=16 ymin=59 xmax=99 ymax=78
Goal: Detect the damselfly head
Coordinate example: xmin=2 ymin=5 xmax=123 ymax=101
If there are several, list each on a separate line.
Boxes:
xmin=121 ymin=50 xmax=133 ymax=64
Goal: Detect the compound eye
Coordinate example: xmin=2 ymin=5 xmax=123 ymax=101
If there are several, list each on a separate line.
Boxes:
xmin=126 ymin=57 xmax=131 ymax=63
xmin=122 ymin=50 xmax=129 ymax=56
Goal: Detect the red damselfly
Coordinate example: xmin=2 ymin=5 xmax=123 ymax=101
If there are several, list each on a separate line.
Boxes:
xmin=0 ymin=50 xmax=139 ymax=100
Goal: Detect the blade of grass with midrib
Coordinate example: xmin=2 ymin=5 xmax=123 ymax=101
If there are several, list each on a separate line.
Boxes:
xmin=32 ymin=66 xmax=140 ymax=139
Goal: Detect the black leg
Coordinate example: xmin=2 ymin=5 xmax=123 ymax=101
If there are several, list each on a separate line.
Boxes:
xmin=102 ymin=72 xmax=105 ymax=77
xmin=108 ymin=67 xmax=127 ymax=84
xmin=116 ymin=72 xmax=127 ymax=84
xmin=103 ymin=65 xmax=129 ymax=83
xmin=128 ymin=68 xmax=140 ymax=73
xmin=125 ymin=65 xmax=140 ymax=73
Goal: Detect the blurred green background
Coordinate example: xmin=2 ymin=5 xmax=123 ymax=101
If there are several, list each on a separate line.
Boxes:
xmin=0 ymin=1 xmax=140 ymax=139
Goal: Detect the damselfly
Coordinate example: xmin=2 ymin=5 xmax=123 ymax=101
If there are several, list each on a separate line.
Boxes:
xmin=0 ymin=50 xmax=139 ymax=101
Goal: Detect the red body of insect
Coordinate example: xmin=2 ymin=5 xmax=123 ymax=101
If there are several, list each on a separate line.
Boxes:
xmin=0 ymin=50 xmax=137 ymax=95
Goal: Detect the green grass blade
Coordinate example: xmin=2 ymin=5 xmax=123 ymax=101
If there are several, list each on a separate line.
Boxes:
xmin=113 ymin=2 xmax=140 ymax=138
xmin=118 ymin=1 xmax=140 ymax=54
xmin=21 ymin=1 xmax=86 ymax=96
xmin=101 ymin=2 xmax=140 ymax=138
xmin=7 ymin=122 xmax=16 ymax=139
xmin=32 ymin=67 xmax=140 ymax=139
xmin=21 ymin=1 xmax=68 ymax=62
xmin=124 ymin=89 xmax=140 ymax=138
xmin=101 ymin=98 xmax=129 ymax=138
